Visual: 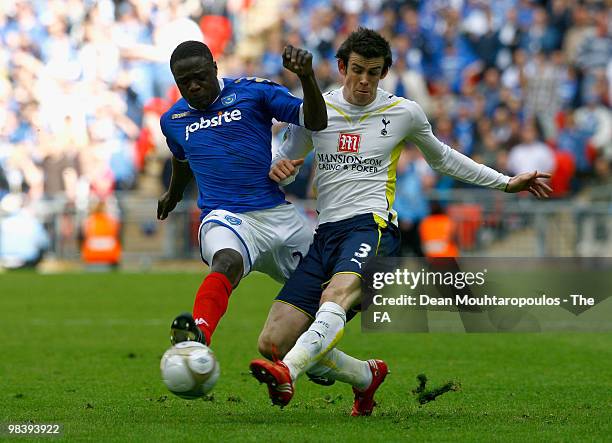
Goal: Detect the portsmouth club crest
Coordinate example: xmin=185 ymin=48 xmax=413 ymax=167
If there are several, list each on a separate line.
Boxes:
xmin=381 ymin=116 xmax=390 ymax=136
xmin=221 ymin=93 xmax=237 ymax=106
xmin=224 ymin=214 xmax=242 ymax=225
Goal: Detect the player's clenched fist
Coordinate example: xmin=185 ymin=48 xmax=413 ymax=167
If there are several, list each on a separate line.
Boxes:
xmin=282 ymin=46 xmax=313 ymax=77
xmin=269 ymin=158 xmax=304 ymax=183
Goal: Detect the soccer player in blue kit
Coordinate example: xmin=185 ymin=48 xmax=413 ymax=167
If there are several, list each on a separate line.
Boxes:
xmin=156 ymin=40 xmax=327 ymax=347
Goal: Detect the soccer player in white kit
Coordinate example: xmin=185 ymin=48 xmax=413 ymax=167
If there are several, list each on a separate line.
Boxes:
xmin=250 ymin=28 xmax=552 ymax=415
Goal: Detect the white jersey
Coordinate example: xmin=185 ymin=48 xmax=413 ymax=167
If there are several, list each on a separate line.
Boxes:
xmin=276 ymin=87 xmax=511 ymax=226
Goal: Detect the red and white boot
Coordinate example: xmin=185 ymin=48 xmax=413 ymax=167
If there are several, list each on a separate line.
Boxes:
xmin=351 ymin=359 xmax=389 ymax=416
xmin=250 ymin=359 xmax=294 ymax=408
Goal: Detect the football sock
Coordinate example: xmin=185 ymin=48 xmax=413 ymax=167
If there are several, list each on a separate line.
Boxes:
xmin=307 ymin=348 xmax=373 ymax=390
xmin=192 ymin=272 xmax=233 ymax=345
xmin=283 ymin=301 xmax=346 ymax=381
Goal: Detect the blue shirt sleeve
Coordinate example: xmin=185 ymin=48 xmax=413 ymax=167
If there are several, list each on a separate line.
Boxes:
xmin=160 ymin=113 xmax=186 ymax=161
xmin=259 ymin=81 xmax=303 ymax=126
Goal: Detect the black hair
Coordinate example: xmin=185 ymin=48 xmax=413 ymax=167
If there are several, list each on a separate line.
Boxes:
xmin=170 ymin=40 xmax=214 ymax=71
xmin=335 ymin=27 xmax=392 ymax=72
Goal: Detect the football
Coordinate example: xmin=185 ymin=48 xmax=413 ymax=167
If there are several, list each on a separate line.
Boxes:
xmin=160 ymin=341 xmax=220 ymax=399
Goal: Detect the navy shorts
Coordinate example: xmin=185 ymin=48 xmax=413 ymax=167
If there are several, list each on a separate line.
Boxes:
xmin=276 ymin=213 xmax=401 ymax=320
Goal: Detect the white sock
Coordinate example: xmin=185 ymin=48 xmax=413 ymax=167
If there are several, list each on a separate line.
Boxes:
xmin=283 ymin=301 xmax=346 ymax=381
xmin=307 ymin=348 xmax=373 ymax=390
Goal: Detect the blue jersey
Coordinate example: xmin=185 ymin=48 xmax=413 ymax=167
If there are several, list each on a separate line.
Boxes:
xmin=160 ymin=77 xmax=303 ymax=218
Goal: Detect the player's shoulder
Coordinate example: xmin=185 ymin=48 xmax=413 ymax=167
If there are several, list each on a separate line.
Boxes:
xmin=322 ymin=87 xmax=342 ymax=102
xmin=231 ymin=76 xmax=284 ymax=89
xmin=161 ymin=98 xmax=192 ymax=126
xmin=379 ymin=89 xmax=425 ymax=119
xmin=376 ymin=88 xmax=415 ymax=109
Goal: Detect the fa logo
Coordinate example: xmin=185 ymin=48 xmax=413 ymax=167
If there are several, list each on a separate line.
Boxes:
xmin=381 ymin=117 xmax=390 ymax=136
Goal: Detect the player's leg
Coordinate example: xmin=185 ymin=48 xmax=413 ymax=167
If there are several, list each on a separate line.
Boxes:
xmin=274 ymin=217 xmax=397 ymax=413
xmin=261 ymin=205 xmax=376 ymax=388
xmin=172 ymin=213 xmax=254 ymax=345
xmin=257 ymin=300 xmax=374 ymax=385
xmin=253 ymin=292 xmax=376 ymax=409
xmin=281 ymin=273 xmax=360 ymax=379
xmin=250 ymin=236 xmax=327 ymax=406
xmin=257 ymin=301 xmax=311 ymax=360
xmin=281 ymin=216 xmax=384 ymax=380
xmin=189 ymin=248 xmax=242 ymax=345
xmin=251 ymin=216 xmax=384 ymax=407
xmin=252 ymin=273 xmax=385 ymax=413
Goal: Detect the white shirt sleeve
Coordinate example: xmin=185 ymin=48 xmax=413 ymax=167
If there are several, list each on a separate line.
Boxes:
xmin=404 ymin=101 xmax=510 ymax=191
xmin=272 ymin=124 xmax=314 ymax=186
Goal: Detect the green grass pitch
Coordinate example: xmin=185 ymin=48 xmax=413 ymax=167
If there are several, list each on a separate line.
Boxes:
xmin=1 ymin=272 xmax=610 ymax=442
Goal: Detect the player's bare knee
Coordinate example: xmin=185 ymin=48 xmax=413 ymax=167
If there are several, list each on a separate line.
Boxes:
xmin=257 ymin=330 xmax=290 ymax=360
xmin=211 ymin=248 xmax=243 ymax=287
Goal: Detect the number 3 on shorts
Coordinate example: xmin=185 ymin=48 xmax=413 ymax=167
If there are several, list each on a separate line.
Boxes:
xmin=354 ymin=243 xmax=371 ymax=258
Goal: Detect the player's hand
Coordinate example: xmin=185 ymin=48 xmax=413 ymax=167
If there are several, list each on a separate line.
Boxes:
xmin=269 ymin=158 xmax=304 ymax=183
xmin=157 ymin=191 xmax=181 ymax=220
xmin=282 ymin=46 xmax=313 ymax=78
xmin=505 ymin=171 xmax=553 ymax=198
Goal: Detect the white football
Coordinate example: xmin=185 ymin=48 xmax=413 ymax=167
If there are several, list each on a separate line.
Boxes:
xmin=160 ymin=341 xmax=220 ymax=399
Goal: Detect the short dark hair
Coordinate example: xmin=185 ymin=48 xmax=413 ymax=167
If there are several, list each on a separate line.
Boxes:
xmin=170 ymin=40 xmax=214 ymax=71
xmin=336 ymin=28 xmax=392 ymax=72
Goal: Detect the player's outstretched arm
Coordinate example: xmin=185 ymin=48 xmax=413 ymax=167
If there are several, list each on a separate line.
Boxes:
xmin=157 ymin=157 xmax=193 ymax=220
xmin=282 ymin=45 xmax=327 ymax=131
xmin=505 ymin=171 xmax=553 ymax=198
xmin=404 ymin=101 xmax=553 ymax=197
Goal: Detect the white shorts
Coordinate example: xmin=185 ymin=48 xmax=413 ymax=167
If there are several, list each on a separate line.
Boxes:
xmin=198 ymin=203 xmax=313 ymax=283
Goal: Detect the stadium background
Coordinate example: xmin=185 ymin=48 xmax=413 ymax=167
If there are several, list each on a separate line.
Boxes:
xmin=0 ymin=0 xmax=610 ymax=268
xmin=1 ymin=2 xmax=611 ymax=441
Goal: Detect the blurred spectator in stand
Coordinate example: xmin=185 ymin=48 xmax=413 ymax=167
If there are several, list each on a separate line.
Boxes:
xmin=419 ymin=201 xmax=459 ymax=258
xmin=491 ymin=104 xmax=513 ymax=148
xmin=507 ymin=121 xmax=555 ymax=176
xmin=396 ymin=6 xmax=439 ymax=78
xmin=575 ymin=11 xmax=612 ymax=105
xmin=478 ymin=67 xmax=501 ymax=116
xmin=79 ymin=199 xmax=121 ymax=269
xmin=0 ymin=193 xmax=49 ymax=269
xmin=521 ymin=6 xmax=561 ymax=54
xmin=557 ymin=110 xmax=593 ymax=181
xmin=591 ymin=154 xmax=612 ymax=190
xmin=469 ymin=7 xmax=501 ymax=69
xmin=394 ymin=146 xmax=435 ymax=257
xmin=574 ymin=96 xmax=612 ymax=160
xmin=524 ymin=51 xmax=563 ymax=138
xmin=0 ymin=164 xmax=9 ymax=198
xmin=501 ymin=47 xmax=528 ymax=93
xmin=563 ymin=3 xmax=594 ymax=66
xmin=304 ymin=5 xmax=335 ymax=61
xmin=453 ymin=101 xmax=476 ymax=156
xmin=380 ymin=54 xmax=432 ymax=114
xmin=473 ymin=130 xmax=504 ymax=171
xmin=497 ymin=7 xmax=523 ymax=70
xmin=430 ymin=79 xmax=459 ymax=122
xmin=313 ymin=59 xmax=339 ymax=93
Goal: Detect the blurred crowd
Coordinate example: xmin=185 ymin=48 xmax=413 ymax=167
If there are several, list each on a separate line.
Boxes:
xmin=0 ymin=0 xmax=611 ymax=263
